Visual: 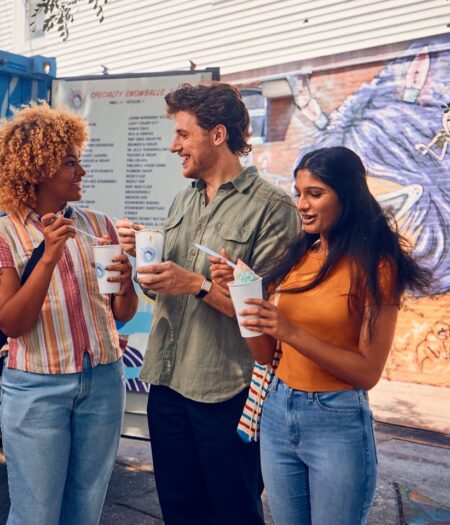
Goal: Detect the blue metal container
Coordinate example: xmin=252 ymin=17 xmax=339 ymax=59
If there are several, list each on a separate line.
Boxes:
xmin=0 ymin=50 xmax=56 ymax=118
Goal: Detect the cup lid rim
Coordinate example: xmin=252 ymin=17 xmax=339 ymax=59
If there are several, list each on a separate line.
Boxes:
xmin=136 ymin=228 xmax=164 ymax=235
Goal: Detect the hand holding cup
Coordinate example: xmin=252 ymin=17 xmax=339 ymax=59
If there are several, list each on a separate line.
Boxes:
xmin=93 ymin=244 xmax=122 ymax=294
xmin=240 ymin=297 xmax=294 ymax=343
xmin=104 ymin=252 xmax=134 ymax=296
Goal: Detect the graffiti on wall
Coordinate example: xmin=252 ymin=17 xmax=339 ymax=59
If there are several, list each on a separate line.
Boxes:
xmin=249 ymin=35 xmax=450 ymax=386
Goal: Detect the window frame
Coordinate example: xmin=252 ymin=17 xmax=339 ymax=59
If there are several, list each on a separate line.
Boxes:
xmin=241 ymin=87 xmax=267 ymax=146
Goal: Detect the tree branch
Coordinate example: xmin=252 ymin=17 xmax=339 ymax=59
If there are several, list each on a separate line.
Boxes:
xmin=30 ymin=0 xmax=108 ymax=41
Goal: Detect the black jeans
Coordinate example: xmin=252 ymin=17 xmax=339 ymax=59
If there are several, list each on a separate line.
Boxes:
xmin=147 ymin=385 xmax=264 ymax=525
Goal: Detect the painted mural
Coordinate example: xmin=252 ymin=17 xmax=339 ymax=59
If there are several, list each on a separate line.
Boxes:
xmin=248 ymin=36 xmax=450 ymax=387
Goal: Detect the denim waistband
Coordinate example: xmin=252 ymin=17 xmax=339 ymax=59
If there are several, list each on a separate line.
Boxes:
xmin=272 ymin=376 xmax=368 ymax=401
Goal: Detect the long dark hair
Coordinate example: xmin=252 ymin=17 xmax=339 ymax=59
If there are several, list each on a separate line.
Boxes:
xmin=266 ymin=146 xmax=432 ymax=330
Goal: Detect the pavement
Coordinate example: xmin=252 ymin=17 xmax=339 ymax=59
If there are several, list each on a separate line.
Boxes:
xmin=1 ymin=424 xmax=450 ymax=525
xmin=370 ymin=379 xmax=450 ymax=434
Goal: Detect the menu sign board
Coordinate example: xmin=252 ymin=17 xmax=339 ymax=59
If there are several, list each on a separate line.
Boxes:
xmin=52 ymin=70 xmax=217 ymax=226
xmin=52 ymin=70 xmax=218 ymax=403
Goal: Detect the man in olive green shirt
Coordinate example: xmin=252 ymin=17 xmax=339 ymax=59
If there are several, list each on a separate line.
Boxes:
xmin=117 ymin=82 xmax=299 ymax=525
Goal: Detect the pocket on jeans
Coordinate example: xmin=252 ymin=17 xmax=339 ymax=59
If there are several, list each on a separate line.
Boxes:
xmin=314 ymin=389 xmax=361 ymax=413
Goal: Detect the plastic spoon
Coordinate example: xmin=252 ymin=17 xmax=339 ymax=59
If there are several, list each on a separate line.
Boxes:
xmin=73 ymin=227 xmax=105 ymax=242
xmin=194 ymin=243 xmax=236 ymax=268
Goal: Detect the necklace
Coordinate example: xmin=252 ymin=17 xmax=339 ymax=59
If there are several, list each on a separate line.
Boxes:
xmin=311 ymin=239 xmax=321 ymax=251
xmin=311 ymin=239 xmax=328 ymax=255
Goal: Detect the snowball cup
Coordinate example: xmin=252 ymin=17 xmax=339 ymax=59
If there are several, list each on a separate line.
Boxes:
xmin=135 ymin=229 xmax=164 ymax=269
xmin=228 ymin=277 xmax=263 ymax=338
xmin=92 ymin=244 xmax=122 ymax=294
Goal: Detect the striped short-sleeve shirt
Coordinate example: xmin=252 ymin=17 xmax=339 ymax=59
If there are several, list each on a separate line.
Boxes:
xmin=0 ymin=206 xmax=122 ymax=374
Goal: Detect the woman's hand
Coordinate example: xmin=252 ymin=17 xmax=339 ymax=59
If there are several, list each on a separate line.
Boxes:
xmin=240 ymin=297 xmax=295 ymax=343
xmin=209 ymin=248 xmax=234 ymax=288
xmin=41 ymin=213 xmax=76 ymax=265
xmin=97 ymin=235 xmax=112 ymax=246
xmin=106 ymin=252 xmax=134 ymax=296
xmin=115 ymin=218 xmax=145 ymax=257
xmin=107 ymin=251 xmax=139 ymax=323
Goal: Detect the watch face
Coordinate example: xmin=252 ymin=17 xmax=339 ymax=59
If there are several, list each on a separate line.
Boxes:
xmin=203 ymin=279 xmax=213 ymax=293
xmin=196 ymin=278 xmax=212 ymax=298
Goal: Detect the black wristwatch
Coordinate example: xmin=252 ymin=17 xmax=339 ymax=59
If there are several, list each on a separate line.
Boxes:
xmin=195 ymin=277 xmax=212 ymax=299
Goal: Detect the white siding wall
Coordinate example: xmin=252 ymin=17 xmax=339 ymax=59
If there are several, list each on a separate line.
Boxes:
xmin=0 ymin=0 xmax=14 ymax=51
xmin=0 ymin=0 xmax=448 ymax=76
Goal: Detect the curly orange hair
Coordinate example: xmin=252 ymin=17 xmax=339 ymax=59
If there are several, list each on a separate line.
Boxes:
xmin=0 ymin=102 xmax=88 ymax=213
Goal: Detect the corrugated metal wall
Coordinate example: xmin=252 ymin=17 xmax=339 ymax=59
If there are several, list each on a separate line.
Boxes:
xmin=0 ymin=0 xmax=448 ymax=76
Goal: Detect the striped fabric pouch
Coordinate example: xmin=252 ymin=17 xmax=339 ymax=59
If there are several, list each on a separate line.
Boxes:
xmin=237 ymin=291 xmax=281 ymax=443
xmin=237 ymin=346 xmax=281 ymax=443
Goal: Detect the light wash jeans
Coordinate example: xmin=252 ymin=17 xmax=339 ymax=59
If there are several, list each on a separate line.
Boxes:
xmin=260 ymin=377 xmax=377 ymax=525
xmin=0 ymin=353 xmax=125 ymax=525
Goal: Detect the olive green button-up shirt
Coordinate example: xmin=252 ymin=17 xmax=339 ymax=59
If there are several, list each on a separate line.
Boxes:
xmin=140 ymin=166 xmax=299 ymax=402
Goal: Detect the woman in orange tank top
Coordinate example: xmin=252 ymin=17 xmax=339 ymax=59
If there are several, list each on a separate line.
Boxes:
xmin=233 ymin=147 xmax=431 ymax=525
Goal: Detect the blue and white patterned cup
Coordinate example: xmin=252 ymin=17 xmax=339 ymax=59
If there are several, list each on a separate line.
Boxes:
xmin=92 ymin=244 xmax=122 ymax=294
xmin=135 ymin=229 xmax=164 ymax=271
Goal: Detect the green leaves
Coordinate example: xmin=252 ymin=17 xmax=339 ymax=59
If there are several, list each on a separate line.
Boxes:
xmin=30 ymin=0 xmax=108 ymax=41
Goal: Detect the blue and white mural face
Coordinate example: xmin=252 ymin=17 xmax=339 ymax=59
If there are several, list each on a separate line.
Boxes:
xmin=250 ymin=36 xmax=450 ymax=385
xmin=295 ymin=37 xmax=450 ymax=295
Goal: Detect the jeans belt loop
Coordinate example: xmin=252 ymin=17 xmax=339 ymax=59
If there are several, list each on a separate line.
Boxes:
xmin=83 ymin=351 xmax=91 ymax=369
xmin=355 ymin=387 xmax=368 ymax=401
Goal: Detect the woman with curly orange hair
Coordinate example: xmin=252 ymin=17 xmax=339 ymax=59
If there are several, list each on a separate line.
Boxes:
xmin=0 ymin=103 xmax=138 ymax=525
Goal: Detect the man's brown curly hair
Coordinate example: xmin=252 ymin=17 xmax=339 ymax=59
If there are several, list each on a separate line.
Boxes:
xmin=0 ymin=102 xmax=88 ymax=213
xmin=165 ymin=82 xmax=252 ymax=156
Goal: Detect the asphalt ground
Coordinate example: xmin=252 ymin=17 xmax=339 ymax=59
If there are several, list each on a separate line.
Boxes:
xmin=1 ymin=424 xmax=449 ymax=524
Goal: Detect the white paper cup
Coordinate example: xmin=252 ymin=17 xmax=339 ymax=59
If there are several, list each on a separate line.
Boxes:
xmin=228 ymin=278 xmax=263 ymax=338
xmin=93 ymin=244 xmax=122 ymax=294
xmin=135 ymin=229 xmax=164 ymax=269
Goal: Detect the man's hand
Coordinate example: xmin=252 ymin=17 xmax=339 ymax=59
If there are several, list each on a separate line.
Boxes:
xmin=136 ymin=261 xmax=203 ymax=296
xmin=115 ymin=218 xmax=145 ymax=257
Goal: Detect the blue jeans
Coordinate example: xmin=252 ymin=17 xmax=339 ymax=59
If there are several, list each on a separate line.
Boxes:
xmin=260 ymin=377 xmax=377 ymax=525
xmin=0 ymin=354 xmax=125 ymax=525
